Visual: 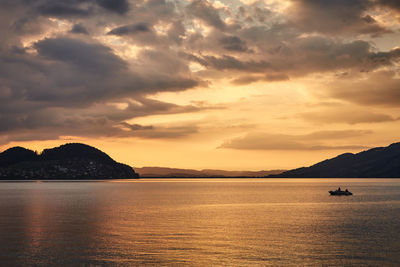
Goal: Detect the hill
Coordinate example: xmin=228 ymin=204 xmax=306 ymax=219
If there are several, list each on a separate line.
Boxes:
xmin=0 ymin=147 xmax=38 ymax=167
xmin=135 ymin=166 xmax=284 ymax=178
xmin=0 ymin=143 xmax=138 ymax=180
xmin=268 ymin=142 xmax=400 ymax=178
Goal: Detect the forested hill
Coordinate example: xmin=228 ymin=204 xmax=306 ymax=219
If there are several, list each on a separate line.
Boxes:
xmin=268 ymin=142 xmax=400 ymax=178
xmin=0 ymin=143 xmax=138 ymax=179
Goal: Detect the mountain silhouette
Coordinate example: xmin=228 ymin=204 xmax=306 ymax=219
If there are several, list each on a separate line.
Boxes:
xmin=268 ymin=142 xmax=400 ymax=178
xmin=0 ymin=147 xmax=38 ymax=167
xmin=0 ymin=143 xmax=138 ymax=180
xmin=41 ymin=143 xmax=115 ymax=164
xmin=135 ymin=166 xmax=284 ymax=177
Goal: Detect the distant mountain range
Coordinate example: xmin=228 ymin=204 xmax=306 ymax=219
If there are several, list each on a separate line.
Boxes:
xmin=0 ymin=143 xmax=138 ymax=180
xmin=1 ymin=142 xmax=399 ymax=179
xmin=135 ymin=167 xmax=285 ymax=178
xmin=268 ymin=142 xmax=400 ymax=178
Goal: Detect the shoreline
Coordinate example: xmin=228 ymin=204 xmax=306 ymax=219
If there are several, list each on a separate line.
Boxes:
xmin=1 ymin=177 xmax=400 ymax=181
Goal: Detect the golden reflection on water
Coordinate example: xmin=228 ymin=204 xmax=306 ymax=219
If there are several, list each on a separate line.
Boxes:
xmin=0 ymin=179 xmax=399 ymax=266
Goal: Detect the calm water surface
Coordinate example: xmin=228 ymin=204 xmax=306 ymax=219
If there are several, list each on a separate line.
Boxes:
xmin=0 ymin=178 xmax=399 ymax=266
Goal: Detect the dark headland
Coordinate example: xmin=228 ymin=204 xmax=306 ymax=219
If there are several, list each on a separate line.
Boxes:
xmin=0 ymin=143 xmax=139 ymax=180
xmin=268 ymin=142 xmax=400 ymax=178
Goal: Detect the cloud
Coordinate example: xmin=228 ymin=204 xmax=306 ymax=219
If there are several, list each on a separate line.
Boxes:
xmin=70 ymin=23 xmax=89 ymax=34
xmin=0 ymin=0 xmax=399 ymax=147
xmin=219 ymin=36 xmax=248 ymax=52
xmin=0 ymin=97 xmax=206 ymax=142
xmin=299 ymin=107 xmax=398 ymax=125
xmin=120 ymin=122 xmax=154 ymax=131
xmin=105 ymin=22 xmax=163 ymax=46
xmin=231 ymin=73 xmax=289 ymax=85
xmin=36 ymin=0 xmax=130 ymax=17
xmin=36 ymin=1 xmax=93 ymax=17
xmin=189 ymin=54 xmax=271 ymax=72
xmin=305 ymin=130 xmax=373 ymax=139
xmin=219 ymin=130 xmax=371 ymax=150
xmin=186 ymin=0 xmax=226 ymax=30
xmin=287 ymin=0 xmax=389 ymax=36
xmin=376 ymin=0 xmax=400 ymax=12
xmin=34 ymin=37 xmax=127 ymax=73
xmin=265 ymin=73 xmax=289 ymax=81
xmin=120 ymin=122 xmax=198 ymax=139
xmin=275 ymin=37 xmax=400 ymax=75
xmin=186 ymin=35 xmax=400 ymax=77
xmin=231 ymin=75 xmax=263 ymax=85
xmin=96 ymin=0 xmax=129 ymax=14
xmin=328 ymin=71 xmax=400 ymax=106
xmin=0 ymin=35 xmax=200 ymax=141
xmin=0 ymin=121 xmax=199 ymax=145
xmin=1 ymin=37 xmax=198 ymax=104
xmin=107 ymin=23 xmax=152 ymax=35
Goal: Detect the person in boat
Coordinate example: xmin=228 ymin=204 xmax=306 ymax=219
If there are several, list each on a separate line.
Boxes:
xmin=337 ymin=187 xmax=341 ymax=192
xmin=345 ymin=189 xmax=348 ymax=192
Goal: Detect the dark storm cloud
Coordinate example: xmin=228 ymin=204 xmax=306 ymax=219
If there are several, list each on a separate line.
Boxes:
xmin=107 ymin=23 xmax=151 ymax=35
xmin=70 ymin=23 xmax=89 ymax=34
xmin=219 ymin=131 xmax=370 ymax=151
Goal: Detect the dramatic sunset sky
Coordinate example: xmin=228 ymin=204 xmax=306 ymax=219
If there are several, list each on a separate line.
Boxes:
xmin=0 ymin=0 xmax=399 ymax=170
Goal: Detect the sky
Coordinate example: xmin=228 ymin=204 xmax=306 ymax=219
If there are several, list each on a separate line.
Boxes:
xmin=0 ymin=0 xmax=400 ymax=170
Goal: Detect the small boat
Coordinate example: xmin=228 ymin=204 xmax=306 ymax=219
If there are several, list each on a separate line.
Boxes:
xmin=329 ymin=188 xmax=352 ymax=196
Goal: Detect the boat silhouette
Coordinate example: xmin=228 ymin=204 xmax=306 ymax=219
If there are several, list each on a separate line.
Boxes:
xmin=329 ymin=187 xmax=352 ymax=196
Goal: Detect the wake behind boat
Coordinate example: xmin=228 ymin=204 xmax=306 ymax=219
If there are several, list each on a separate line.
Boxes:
xmin=329 ymin=187 xmax=352 ymax=196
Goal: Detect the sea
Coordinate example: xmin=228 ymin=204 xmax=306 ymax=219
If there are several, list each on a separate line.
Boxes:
xmin=0 ymin=178 xmax=399 ymax=266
